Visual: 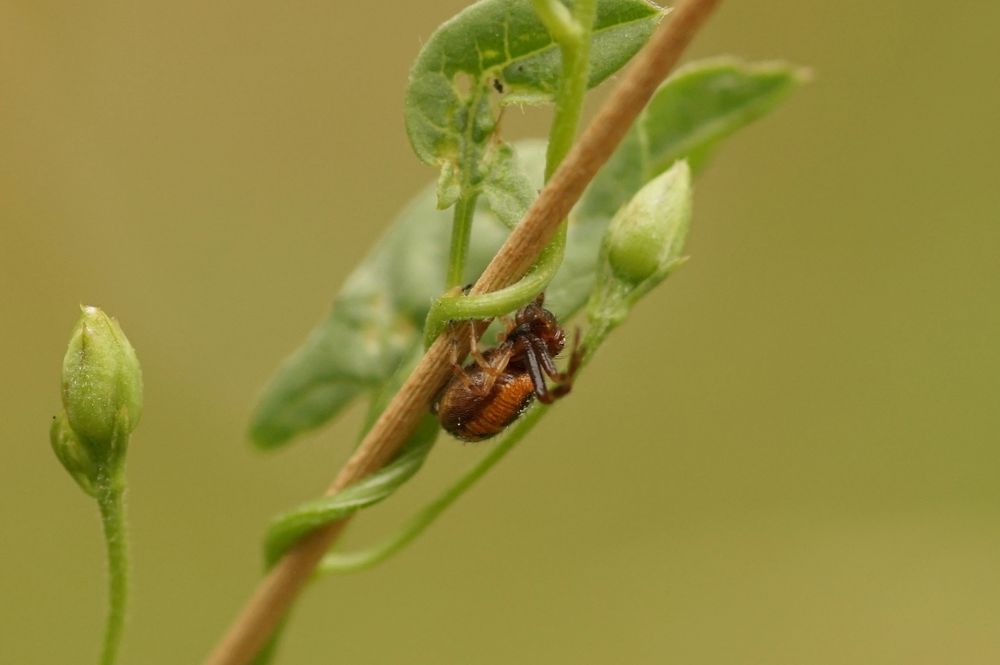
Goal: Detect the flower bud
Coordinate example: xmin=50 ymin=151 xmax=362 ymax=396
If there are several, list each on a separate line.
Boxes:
xmin=50 ymin=411 xmax=99 ymax=496
xmin=61 ymin=306 xmax=143 ymax=460
xmin=586 ymin=161 xmax=695 ymax=340
xmin=606 ymin=160 xmax=692 ymax=286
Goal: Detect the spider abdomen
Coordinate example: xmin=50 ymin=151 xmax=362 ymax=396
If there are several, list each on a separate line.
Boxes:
xmin=436 ymin=368 xmax=535 ymax=442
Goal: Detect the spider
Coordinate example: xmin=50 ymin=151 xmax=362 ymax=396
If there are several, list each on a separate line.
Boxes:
xmin=433 ymin=294 xmax=582 ymax=442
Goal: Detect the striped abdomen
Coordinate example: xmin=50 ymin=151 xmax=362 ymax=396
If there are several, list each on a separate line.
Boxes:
xmin=435 ymin=367 xmax=535 ymax=442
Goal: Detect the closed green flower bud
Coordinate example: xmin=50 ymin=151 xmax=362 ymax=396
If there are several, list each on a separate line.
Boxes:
xmin=586 ymin=161 xmax=695 ymax=342
xmin=50 ymin=411 xmax=99 ymax=496
xmin=61 ymin=306 xmax=143 ymax=462
xmin=606 ymin=160 xmax=692 ymax=286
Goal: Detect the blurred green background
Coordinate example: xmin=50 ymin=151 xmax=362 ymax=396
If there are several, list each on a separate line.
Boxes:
xmin=3 ymin=1 xmax=999 ymax=663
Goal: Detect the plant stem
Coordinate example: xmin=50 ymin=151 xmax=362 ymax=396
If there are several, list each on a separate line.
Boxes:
xmin=96 ymin=473 xmax=128 ymax=665
xmin=204 ymin=3 xmax=722 ymax=663
xmin=544 ymin=0 xmax=597 ymax=178
xmin=424 ymin=227 xmax=565 ymax=346
xmin=530 ymin=0 xmax=580 ymax=45
xmin=445 ymin=193 xmax=478 ymax=289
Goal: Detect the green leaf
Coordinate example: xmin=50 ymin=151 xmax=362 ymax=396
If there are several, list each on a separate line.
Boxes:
xmin=262 ymin=416 xmax=439 ymax=567
xmin=480 ymin=142 xmax=539 ymax=230
xmin=580 ymin=57 xmax=809 ymax=220
xmin=405 ymin=0 xmax=662 ymax=202
xmin=248 ymin=185 xmax=511 ymax=448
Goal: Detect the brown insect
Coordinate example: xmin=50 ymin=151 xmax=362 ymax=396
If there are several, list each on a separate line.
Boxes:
xmin=434 ymin=294 xmax=582 ymax=442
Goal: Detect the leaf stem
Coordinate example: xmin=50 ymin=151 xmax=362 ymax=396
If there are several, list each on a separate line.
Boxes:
xmin=445 ymin=192 xmax=478 ymax=289
xmin=544 ymin=0 xmax=597 ymax=178
xmin=96 ymin=473 xmax=128 ymax=665
xmin=530 ymin=0 xmax=582 ymax=46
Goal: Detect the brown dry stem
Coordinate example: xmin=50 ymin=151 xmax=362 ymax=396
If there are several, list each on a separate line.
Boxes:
xmin=204 ymin=1 xmax=722 ymax=663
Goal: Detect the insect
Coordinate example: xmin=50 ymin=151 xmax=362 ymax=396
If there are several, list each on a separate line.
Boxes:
xmin=434 ymin=294 xmax=582 ymax=442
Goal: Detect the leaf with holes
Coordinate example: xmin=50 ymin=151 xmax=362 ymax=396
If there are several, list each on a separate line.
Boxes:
xmin=405 ymin=0 xmax=663 ymax=207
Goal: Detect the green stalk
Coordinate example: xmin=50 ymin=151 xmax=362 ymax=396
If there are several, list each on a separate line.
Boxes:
xmin=445 ymin=192 xmax=479 ymax=289
xmin=424 ymin=227 xmax=565 ymax=346
xmin=96 ymin=471 xmax=128 ymax=665
xmin=542 ymin=0 xmax=597 ymax=178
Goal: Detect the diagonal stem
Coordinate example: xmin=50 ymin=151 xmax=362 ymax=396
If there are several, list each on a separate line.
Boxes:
xmin=203 ymin=2 xmax=723 ymax=663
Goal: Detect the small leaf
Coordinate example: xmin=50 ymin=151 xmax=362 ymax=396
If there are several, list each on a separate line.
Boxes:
xmin=262 ymin=418 xmax=438 ymax=567
xmin=405 ymin=0 xmax=662 ymax=202
xmin=581 ymin=57 xmax=808 ymax=220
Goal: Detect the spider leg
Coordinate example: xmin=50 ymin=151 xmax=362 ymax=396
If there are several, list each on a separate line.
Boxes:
xmin=468 ymin=323 xmax=491 ymax=371
xmin=495 ymin=315 xmax=517 ymax=343
xmin=528 ymin=329 xmax=583 ymax=401
xmin=530 ymin=336 xmax=563 ymax=379
xmin=459 ymin=324 xmax=514 ymax=396
xmin=448 ymin=337 xmax=478 ymax=391
xmin=477 ymin=345 xmax=513 ymax=395
xmin=523 ymin=344 xmax=555 ymax=404
xmin=566 ymin=327 xmax=584 ymax=377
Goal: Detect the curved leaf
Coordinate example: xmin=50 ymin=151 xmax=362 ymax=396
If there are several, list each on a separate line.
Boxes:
xmin=547 ymin=58 xmax=807 ymax=315
xmin=580 ymin=57 xmax=809 ymax=220
xmin=263 ymin=415 xmax=439 ymax=567
xmin=405 ymin=0 xmax=662 ymax=197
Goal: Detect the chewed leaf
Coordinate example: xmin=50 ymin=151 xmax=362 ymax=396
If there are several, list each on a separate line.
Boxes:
xmin=481 ymin=142 xmax=541 ymax=230
xmin=580 ymin=58 xmax=809 ymax=220
xmin=405 ymin=0 xmax=661 ymax=194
